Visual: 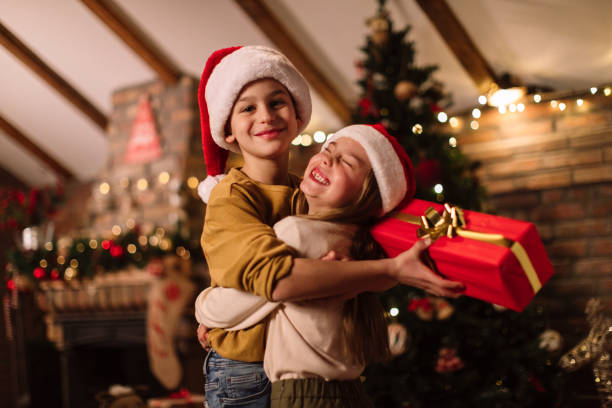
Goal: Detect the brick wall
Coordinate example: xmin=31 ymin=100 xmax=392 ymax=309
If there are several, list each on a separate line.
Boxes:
xmin=81 ymin=76 xmax=204 ymax=239
xmin=452 ymin=93 xmax=612 ymax=344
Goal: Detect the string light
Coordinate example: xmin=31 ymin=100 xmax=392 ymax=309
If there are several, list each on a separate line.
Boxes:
xmin=412 ymin=124 xmax=423 ymax=135
xmin=558 ymin=102 xmax=567 ymax=111
xmin=604 ymin=87 xmax=611 ymax=96
xmin=449 ymin=137 xmax=457 ymax=147
xmin=326 ymin=133 xmax=334 ymax=141
xmin=158 ymin=172 xmax=170 ymax=184
xmin=472 ymin=108 xmax=481 ymax=119
xmin=99 ymin=182 xmax=110 ymax=195
xmin=437 ymin=112 xmax=448 ymax=123
xmin=576 ymin=99 xmax=584 ymax=106
xmin=550 ymin=100 xmax=558 ymax=108
xmin=291 ymin=135 xmax=302 ymax=146
xmin=591 ymin=87 xmax=598 ymax=95
xmin=89 ymin=239 xmax=98 ymax=249
xmin=313 ymin=131 xmax=326 ymax=143
xmin=434 ymin=184 xmax=444 ymax=194
xmin=137 ymin=178 xmax=148 ymax=191
xmin=127 ymin=244 xmax=137 ymax=254
xmin=301 ymin=134 xmax=313 ymax=147
xmin=187 ymin=176 xmax=199 ymax=189
xmin=498 ymin=106 xmax=507 ymax=114
xmin=44 ymin=242 xmax=53 ymax=251
xmin=534 ymin=94 xmax=542 ymax=103
xmin=509 ymin=104 xmax=517 ymax=113
xmin=517 ymin=103 xmax=525 ymax=112
xmin=112 ymin=225 xmax=122 ymax=235
xmin=478 ymin=95 xmax=487 ymax=105
xmin=389 ymin=307 xmax=399 ymax=317
xmin=470 ymin=120 xmax=479 ymax=130
xmin=449 ymin=117 xmax=459 ymax=128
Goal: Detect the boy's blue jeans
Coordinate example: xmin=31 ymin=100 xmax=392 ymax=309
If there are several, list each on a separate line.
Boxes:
xmin=204 ymin=349 xmax=270 ymax=408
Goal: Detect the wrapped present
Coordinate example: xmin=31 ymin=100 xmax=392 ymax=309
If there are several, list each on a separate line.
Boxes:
xmin=371 ymin=199 xmax=555 ymax=311
xmin=147 ymin=389 xmax=205 ymax=408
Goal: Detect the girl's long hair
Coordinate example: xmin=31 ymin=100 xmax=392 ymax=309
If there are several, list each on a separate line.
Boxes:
xmin=295 ymin=171 xmax=391 ymax=364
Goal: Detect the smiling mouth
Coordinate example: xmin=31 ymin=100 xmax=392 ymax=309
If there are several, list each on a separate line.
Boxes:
xmin=310 ymin=168 xmax=329 ymax=185
xmin=256 ymin=128 xmax=284 ymax=137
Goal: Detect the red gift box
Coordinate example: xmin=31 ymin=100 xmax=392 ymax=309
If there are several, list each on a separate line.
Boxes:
xmin=371 ymin=199 xmax=555 ymax=311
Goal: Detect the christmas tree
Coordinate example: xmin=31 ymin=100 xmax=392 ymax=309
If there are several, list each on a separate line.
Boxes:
xmin=355 ymin=2 xmax=569 ymax=406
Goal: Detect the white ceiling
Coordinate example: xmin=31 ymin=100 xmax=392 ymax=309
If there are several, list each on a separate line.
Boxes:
xmin=1 ymin=0 xmax=610 ymax=187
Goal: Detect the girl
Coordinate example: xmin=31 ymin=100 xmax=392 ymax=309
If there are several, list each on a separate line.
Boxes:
xmin=197 ymin=124 xmax=430 ymax=407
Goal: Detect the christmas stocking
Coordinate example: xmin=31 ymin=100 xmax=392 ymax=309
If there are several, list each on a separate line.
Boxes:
xmin=146 ymin=256 xmax=195 ymax=389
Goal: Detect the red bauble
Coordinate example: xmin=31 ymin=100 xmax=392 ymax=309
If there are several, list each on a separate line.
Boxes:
xmin=416 ymin=159 xmax=442 ymax=188
xmin=33 ymin=267 xmax=45 ymax=279
xmin=110 ymin=244 xmax=124 ymax=258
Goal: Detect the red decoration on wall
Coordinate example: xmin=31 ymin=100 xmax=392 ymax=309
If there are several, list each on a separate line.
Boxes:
xmin=124 ymin=95 xmax=162 ymax=164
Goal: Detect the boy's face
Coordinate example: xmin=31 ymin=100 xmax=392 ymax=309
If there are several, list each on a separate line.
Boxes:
xmin=300 ymin=137 xmax=372 ymax=214
xmin=225 ymin=78 xmax=302 ymax=162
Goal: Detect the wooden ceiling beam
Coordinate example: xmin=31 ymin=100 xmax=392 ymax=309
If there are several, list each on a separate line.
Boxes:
xmin=415 ymin=0 xmax=498 ymax=95
xmin=0 ymin=22 xmax=108 ymax=131
xmin=234 ymin=0 xmax=352 ymax=124
xmin=0 ymin=114 xmax=74 ymax=181
xmin=81 ymin=0 xmax=181 ymax=85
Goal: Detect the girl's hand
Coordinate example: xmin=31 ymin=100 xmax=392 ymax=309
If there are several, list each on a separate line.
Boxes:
xmin=391 ymin=238 xmax=465 ymax=298
xmin=197 ymin=324 xmax=211 ymax=351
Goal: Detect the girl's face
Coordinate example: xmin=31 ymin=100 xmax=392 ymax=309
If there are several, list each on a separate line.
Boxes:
xmin=225 ymin=79 xmax=301 ymax=164
xmin=300 ymin=137 xmax=372 ymax=215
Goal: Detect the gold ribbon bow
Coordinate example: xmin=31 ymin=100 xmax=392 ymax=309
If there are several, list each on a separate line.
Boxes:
xmin=392 ymin=204 xmax=542 ymax=293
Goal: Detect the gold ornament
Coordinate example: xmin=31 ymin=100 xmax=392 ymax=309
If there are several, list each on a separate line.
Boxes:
xmin=394 ymin=81 xmax=418 ymax=101
xmin=388 ymin=322 xmax=410 ymax=356
xmin=559 ymin=298 xmax=611 ymax=406
xmin=367 ymin=12 xmax=390 ymax=46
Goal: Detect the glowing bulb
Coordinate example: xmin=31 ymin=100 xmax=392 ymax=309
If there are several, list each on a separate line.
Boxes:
xmin=127 ymin=244 xmax=137 ymax=254
xmin=112 ymin=225 xmax=122 ymax=235
xmin=478 ymin=95 xmax=487 ymax=105
xmin=604 ymin=87 xmax=611 ymax=96
xmin=301 ymin=134 xmax=313 ymax=146
xmin=517 ymin=103 xmax=525 ymax=112
xmin=158 ymin=171 xmax=170 ymax=184
xmin=126 ymin=218 xmax=135 ymax=229
xmin=591 ymin=87 xmax=598 ymax=95
xmin=412 ymin=124 xmax=423 ymax=135
xmin=99 ymin=182 xmax=110 ymax=195
xmin=449 ymin=117 xmax=459 ymax=128
xmin=89 ymin=239 xmax=98 ymax=249
xmin=550 ymin=100 xmax=558 ymax=108
xmin=437 ymin=112 xmax=448 ymax=123
xmin=534 ymin=94 xmax=542 ymax=103
xmin=449 ymin=137 xmax=457 ymax=147
xmin=509 ymin=104 xmax=517 ymax=113
xmin=472 ymin=108 xmax=481 ymax=119
xmin=187 ymin=176 xmax=199 ymax=189
xmin=559 ymin=102 xmax=567 ymax=111
xmin=576 ymin=99 xmax=584 ymax=106
xmin=313 ymin=131 xmax=326 ymax=143
xmin=498 ymin=106 xmax=507 ymax=114
xmin=137 ymin=178 xmax=148 ymax=191
xmin=389 ymin=307 xmax=399 ymax=317
xmin=470 ymin=120 xmax=479 ymax=130
xmin=40 ymin=260 xmax=48 ymax=268
xmin=434 ymin=184 xmax=444 ymax=194
xmin=326 ymin=133 xmax=334 ymax=140
xmin=291 ymin=135 xmax=302 ymax=145
xmin=69 ymin=259 xmax=79 ymax=268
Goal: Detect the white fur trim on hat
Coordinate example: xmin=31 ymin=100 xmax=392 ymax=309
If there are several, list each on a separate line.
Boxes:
xmin=205 ymin=46 xmax=312 ymax=153
xmin=324 ymin=125 xmax=407 ymax=214
xmin=198 ymin=174 xmax=226 ymax=203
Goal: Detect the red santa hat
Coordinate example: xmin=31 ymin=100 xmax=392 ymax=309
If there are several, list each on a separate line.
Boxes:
xmin=197 ymin=45 xmax=312 ymax=202
xmin=324 ymin=124 xmax=415 ymax=214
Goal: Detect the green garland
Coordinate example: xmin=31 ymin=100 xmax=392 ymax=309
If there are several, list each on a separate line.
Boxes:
xmin=4 ymin=225 xmax=202 ymax=290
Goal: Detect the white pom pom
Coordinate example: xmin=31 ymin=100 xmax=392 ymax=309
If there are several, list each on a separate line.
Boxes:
xmin=198 ymin=174 xmax=226 ymax=203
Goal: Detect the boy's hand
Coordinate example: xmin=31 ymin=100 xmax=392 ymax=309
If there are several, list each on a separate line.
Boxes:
xmin=197 ymin=324 xmax=211 ymax=351
xmin=391 ymin=238 xmax=465 ymax=298
xmin=320 ymin=250 xmax=351 ymax=262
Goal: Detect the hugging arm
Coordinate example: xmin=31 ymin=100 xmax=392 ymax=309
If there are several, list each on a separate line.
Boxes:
xmin=272 ymin=238 xmax=464 ymax=302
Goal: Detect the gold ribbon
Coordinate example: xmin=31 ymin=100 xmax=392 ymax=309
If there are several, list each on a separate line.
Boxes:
xmin=392 ymin=203 xmax=542 ymax=293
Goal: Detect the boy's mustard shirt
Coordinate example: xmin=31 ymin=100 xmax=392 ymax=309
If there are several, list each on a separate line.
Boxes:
xmin=202 ymin=168 xmax=300 ymax=362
